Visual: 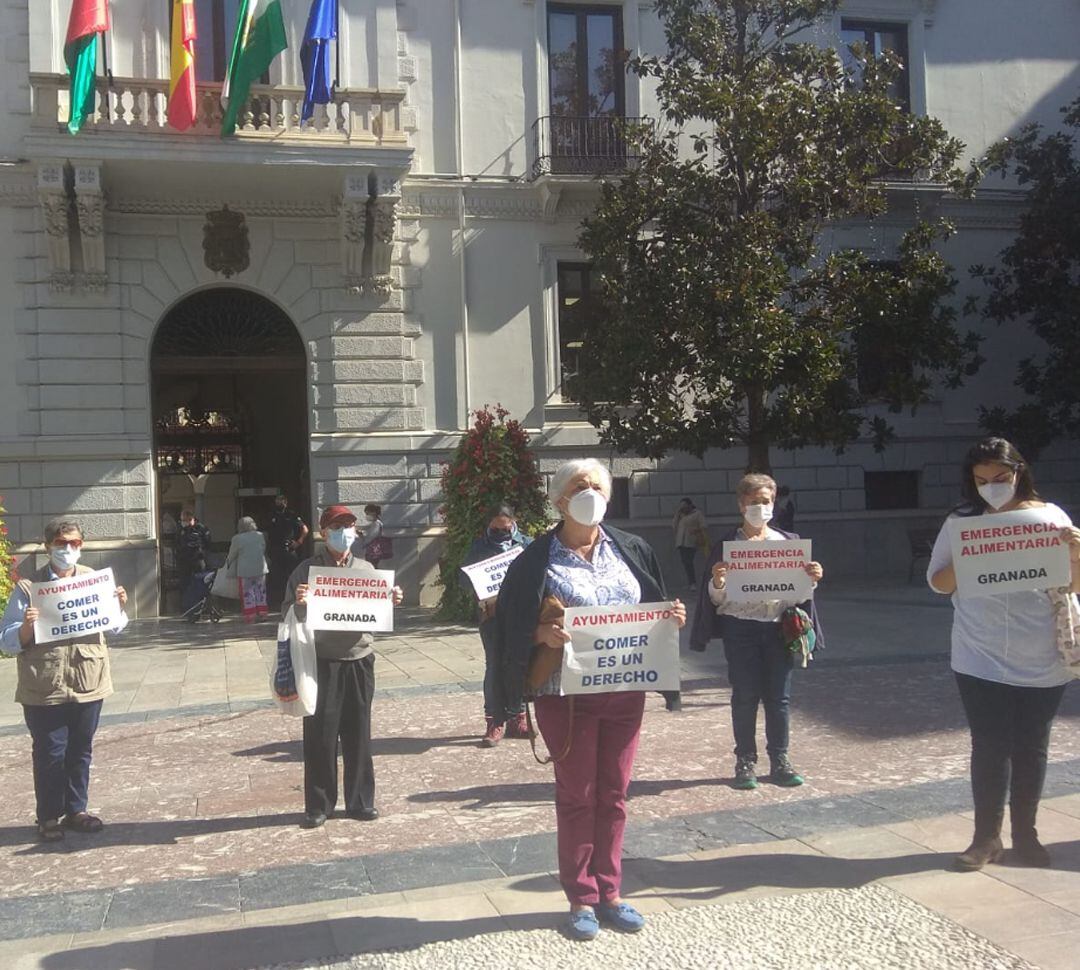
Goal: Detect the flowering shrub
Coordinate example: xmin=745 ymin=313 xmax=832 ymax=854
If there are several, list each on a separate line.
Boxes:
xmin=0 ymin=495 xmax=16 ymax=622
xmin=436 ymin=405 xmax=549 ymax=620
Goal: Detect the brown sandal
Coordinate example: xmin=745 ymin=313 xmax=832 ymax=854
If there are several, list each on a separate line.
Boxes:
xmin=37 ymin=819 xmax=64 ymax=842
xmin=63 ymin=812 xmax=103 ymax=833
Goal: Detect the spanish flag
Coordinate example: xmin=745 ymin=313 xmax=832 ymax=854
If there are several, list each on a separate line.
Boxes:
xmin=64 ymin=0 xmax=110 ymax=135
xmin=168 ymin=0 xmax=198 ymax=131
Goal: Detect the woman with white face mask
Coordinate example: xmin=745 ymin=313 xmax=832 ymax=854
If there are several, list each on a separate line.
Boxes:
xmin=284 ymin=505 xmax=404 ymax=829
xmin=927 ymin=437 xmax=1080 ymax=872
xmin=496 ymin=458 xmax=686 ymax=941
xmin=0 ymin=517 xmax=128 ymax=842
xmin=689 ymin=473 xmax=824 ymax=792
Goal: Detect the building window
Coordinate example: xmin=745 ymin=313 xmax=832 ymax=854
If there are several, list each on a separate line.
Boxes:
xmin=544 ymin=4 xmax=627 ymax=174
xmin=840 ymin=19 xmax=910 ymax=111
xmin=188 ymin=1 xmax=269 ymax=84
xmin=608 ymin=477 xmax=630 ymax=519
xmin=854 ymin=262 xmax=913 ymax=400
xmin=865 ymin=470 xmax=919 ymax=510
xmin=555 ymin=262 xmax=598 ymax=401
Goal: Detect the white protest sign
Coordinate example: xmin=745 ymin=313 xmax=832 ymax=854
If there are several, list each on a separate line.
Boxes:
xmin=560 ymin=602 xmax=681 ymax=696
xmin=948 ymin=508 xmax=1070 ymax=598
xmin=31 ymin=567 xmax=125 ymax=645
xmin=460 ymin=546 xmax=524 ymax=600
xmin=306 ymin=566 xmax=396 ymax=632
xmin=722 ymin=540 xmax=814 ymax=603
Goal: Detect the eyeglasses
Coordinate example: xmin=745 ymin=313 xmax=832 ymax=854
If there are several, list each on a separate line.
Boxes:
xmin=50 ymin=539 xmax=83 ymax=549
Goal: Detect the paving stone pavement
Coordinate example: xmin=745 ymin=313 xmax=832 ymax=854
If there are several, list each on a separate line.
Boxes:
xmin=2 ymin=581 xmax=1080 ymax=968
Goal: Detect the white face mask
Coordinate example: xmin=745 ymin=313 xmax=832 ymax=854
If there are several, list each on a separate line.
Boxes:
xmin=566 ymin=489 xmax=607 ymax=527
xmin=977 ymin=480 xmax=1016 ymax=511
xmin=326 ymin=527 xmax=357 ymax=552
xmin=50 ymin=544 xmax=81 ymax=570
xmin=744 ymin=503 xmax=774 ymax=529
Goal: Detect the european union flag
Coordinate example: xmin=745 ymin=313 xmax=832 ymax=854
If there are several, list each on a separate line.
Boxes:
xmin=301 ymin=0 xmax=337 ymax=123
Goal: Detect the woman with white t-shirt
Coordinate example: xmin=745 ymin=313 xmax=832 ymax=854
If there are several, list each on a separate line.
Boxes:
xmin=928 ymin=437 xmax=1080 ymax=871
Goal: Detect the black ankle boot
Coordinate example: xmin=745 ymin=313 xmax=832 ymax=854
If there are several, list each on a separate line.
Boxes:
xmin=1012 ymin=830 xmax=1051 ymax=868
xmin=954 ymin=835 xmax=1004 ymax=872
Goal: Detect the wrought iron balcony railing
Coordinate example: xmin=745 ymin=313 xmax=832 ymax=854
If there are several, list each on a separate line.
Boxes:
xmin=531 ymin=114 xmax=644 ymax=180
xmin=29 ymin=73 xmax=407 ymax=146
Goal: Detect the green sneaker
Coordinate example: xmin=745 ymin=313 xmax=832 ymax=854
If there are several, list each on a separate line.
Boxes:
xmin=770 ymin=755 xmax=804 ymax=787
xmin=733 ymin=757 xmax=758 ymax=790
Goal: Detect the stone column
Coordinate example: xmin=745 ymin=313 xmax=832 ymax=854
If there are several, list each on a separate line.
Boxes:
xmin=37 ymin=162 xmax=72 ymax=287
xmin=340 ymin=171 xmax=369 ymax=290
xmin=368 ymin=174 xmax=400 ymax=297
xmin=74 ymin=163 xmax=106 ymax=289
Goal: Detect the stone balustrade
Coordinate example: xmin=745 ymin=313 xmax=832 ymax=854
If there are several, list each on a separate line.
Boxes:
xmin=30 ymin=73 xmax=407 ymax=146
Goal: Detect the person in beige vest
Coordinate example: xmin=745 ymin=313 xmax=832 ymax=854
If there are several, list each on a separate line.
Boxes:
xmin=0 ymin=518 xmax=128 ymax=841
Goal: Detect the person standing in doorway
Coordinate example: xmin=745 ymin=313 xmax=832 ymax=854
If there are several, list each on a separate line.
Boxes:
xmin=268 ymin=493 xmax=309 ymax=612
xmin=176 ymin=508 xmax=211 ymax=591
xmin=672 ymin=497 xmax=708 ymax=591
xmin=0 ymin=517 xmax=128 ymax=842
xmin=356 ymin=504 xmax=387 ymax=567
xmin=286 ymin=505 xmax=404 ymax=829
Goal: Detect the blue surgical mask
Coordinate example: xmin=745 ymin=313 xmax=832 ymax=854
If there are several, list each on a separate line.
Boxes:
xmin=326 ymin=527 xmax=357 ymax=553
xmin=50 ymin=545 xmax=81 ymax=570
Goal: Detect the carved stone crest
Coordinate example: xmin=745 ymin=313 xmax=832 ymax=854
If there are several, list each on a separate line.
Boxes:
xmin=203 ymin=205 xmax=250 ymax=278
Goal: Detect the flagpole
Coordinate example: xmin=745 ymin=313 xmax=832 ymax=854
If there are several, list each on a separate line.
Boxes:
xmin=99 ymin=21 xmax=111 ymax=122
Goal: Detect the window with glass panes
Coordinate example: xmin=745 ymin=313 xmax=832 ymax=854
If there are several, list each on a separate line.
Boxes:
xmin=840 ymin=19 xmax=910 ymax=111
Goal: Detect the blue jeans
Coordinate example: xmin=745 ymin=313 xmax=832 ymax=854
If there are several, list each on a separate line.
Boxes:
xmin=23 ymin=699 xmax=103 ymax=823
xmin=722 ymin=618 xmax=794 ymax=762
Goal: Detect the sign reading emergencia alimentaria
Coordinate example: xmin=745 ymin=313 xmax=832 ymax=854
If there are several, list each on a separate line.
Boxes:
xmin=306 ymin=566 xmax=396 ymax=632
xmin=948 ymin=507 xmax=1070 ymax=598
xmin=721 ymin=540 xmax=814 ymax=603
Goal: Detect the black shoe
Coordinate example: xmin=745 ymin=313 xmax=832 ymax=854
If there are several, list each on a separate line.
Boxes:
xmin=664 ymin=691 xmax=682 ymax=713
xmin=1012 ymin=832 xmax=1051 ymax=868
xmin=733 ymin=756 xmax=758 ymax=790
xmin=348 ymin=808 xmax=380 ymax=822
xmin=770 ymin=755 xmax=804 ymax=787
xmin=954 ymin=835 xmax=1003 ymax=871
xmin=300 ymin=812 xmax=327 ymax=829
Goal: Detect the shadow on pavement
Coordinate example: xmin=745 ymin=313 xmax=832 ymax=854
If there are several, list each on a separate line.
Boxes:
xmin=409 ymin=776 xmax=726 ymax=809
xmin=231 ymin=735 xmax=480 ymax=762
xmin=2 ymin=814 xmax=302 ymax=852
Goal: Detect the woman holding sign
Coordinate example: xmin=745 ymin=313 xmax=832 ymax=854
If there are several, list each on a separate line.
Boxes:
xmin=691 ymin=473 xmax=824 ymax=791
xmin=459 ymin=503 xmax=532 ymax=747
xmin=497 ymin=459 xmax=686 ymax=941
xmin=927 ymin=437 xmax=1080 ymax=871
xmin=285 ymin=505 xmax=404 ymax=830
xmin=0 ymin=517 xmax=128 ymax=842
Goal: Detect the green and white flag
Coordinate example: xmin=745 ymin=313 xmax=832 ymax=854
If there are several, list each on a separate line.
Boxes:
xmin=220 ymin=0 xmax=287 ymax=136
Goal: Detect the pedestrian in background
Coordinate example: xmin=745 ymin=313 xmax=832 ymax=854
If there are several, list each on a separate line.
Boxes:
xmin=774 ymin=485 xmax=796 ymax=532
xmin=225 ymin=516 xmax=269 ymax=622
xmin=671 ymin=497 xmax=708 ymax=591
xmin=690 ymin=473 xmax=824 ymax=791
xmin=176 ymin=508 xmax=210 ymax=590
xmin=459 ymin=502 xmax=531 ymax=747
xmin=286 ymin=505 xmax=403 ymax=829
xmin=355 ymin=504 xmax=389 ymax=567
xmin=498 ymin=459 xmax=686 ymax=941
xmin=268 ymin=494 xmax=309 ymax=611
xmin=927 ymin=437 xmax=1080 ymax=871
xmin=0 ymin=517 xmax=128 ymax=842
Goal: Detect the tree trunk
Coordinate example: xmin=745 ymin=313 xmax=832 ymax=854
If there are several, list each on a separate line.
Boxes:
xmin=745 ymin=384 xmax=772 ymax=473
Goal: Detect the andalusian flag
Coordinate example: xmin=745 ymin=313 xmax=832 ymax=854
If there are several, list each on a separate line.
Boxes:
xmin=220 ymin=0 xmax=288 ymax=137
xmin=167 ymin=0 xmax=198 ymax=131
xmin=64 ymin=0 xmax=110 ymax=135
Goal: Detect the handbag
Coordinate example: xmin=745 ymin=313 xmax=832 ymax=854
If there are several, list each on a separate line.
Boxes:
xmin=779 ymin=605 xmax=816 ymax=668
xmin=525 ymin=594 xmax=574 ymax=765
xmin=365 ymin=535 xmax=393 ymax=563
xmin=211 ymin=566 xmax=240 ymax=600
xmin=1048 ymin=587 xmax=1080 ymax=678
xmin=270 ymin=606 xmax=318 ymax=716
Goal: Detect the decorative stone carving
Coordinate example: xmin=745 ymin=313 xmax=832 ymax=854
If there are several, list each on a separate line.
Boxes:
xmin=74 ymin=164 xmax=105 ymax=277
xmin=38 ymin=163 xmax=71 ymax=276
xmin=203 ymin=205 xmax=250 ymax=278
xmin=341 ymin=199 xmax=368 ymax=288
xmin=368 ymin=197 xmax=398 ymax=296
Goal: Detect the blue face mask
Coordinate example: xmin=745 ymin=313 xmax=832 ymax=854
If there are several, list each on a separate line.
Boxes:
xmin=326 ymin=527 xmax=357 ymax=553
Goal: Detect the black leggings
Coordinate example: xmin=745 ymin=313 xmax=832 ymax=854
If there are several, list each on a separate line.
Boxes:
xmin=955 ymin=672 xmax=1066 ymax=840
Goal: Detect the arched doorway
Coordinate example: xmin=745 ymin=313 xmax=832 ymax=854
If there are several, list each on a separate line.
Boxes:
xmin=151 ymin=288 xmax=309 ymax=614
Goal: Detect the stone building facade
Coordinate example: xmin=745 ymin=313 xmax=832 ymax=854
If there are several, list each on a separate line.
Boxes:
xmin=0 ymin=1 xmax=1077 ymax=615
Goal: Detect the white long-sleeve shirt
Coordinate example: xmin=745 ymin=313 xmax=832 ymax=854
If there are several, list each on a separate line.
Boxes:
xmin=927 ymin=503 xmax=1071 ymax=688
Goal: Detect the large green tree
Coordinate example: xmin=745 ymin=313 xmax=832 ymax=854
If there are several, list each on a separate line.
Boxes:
xmin=576 ymin=0 xmax=982 ymax=471
xmin=969 ymin=96 xmax=1080 ymax=458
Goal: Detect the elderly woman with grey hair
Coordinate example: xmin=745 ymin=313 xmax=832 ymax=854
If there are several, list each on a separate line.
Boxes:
xmin=497 ymin=458 xmax=686 ymax=941
xmin=690 ymin=472 xmax=824 ymax=791
xmin=225 ymin=516 xmax=269 ymax=622
xmin=0 ymin=517 xmax=128 ymax=841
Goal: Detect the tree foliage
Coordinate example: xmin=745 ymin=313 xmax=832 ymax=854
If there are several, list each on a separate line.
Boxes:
xmin=575 ymin=0 xmax=982 ymax=471
xmin=435 ymin=406 xmax=549 ymax=621
xmin=0 ymin=496 xmax=15 ymax=644
xmin=968 ymin=97 xmax=1080 ymax=458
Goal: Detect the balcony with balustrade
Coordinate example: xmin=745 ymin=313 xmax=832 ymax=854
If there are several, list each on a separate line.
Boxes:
xmin=26 ymin=73 xmax=413 ymax=168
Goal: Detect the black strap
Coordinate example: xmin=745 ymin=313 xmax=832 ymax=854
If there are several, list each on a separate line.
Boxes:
xmin=526 ymin=696 xmax=574 ymax=765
